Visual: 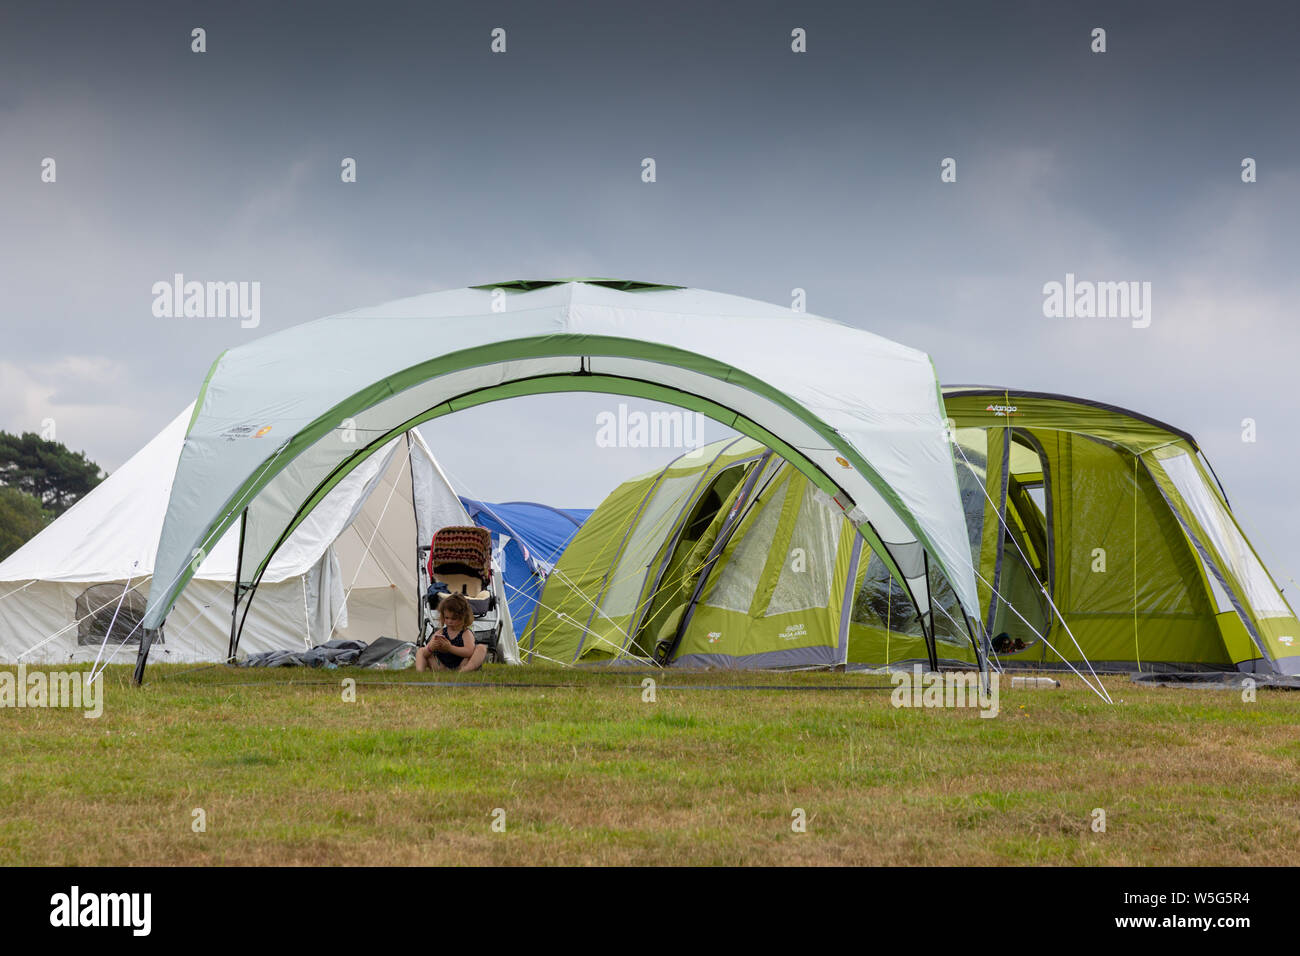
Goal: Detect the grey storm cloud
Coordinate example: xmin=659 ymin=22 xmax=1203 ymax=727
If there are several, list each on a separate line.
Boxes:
xmin=1 ymin=0 xmax=1297 ymax=587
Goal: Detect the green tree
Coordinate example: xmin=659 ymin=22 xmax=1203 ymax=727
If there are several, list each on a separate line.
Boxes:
xmin=0 ymin=431 xmax=104 ymax=515
xmin=0 ymin=486 xmax=51 ymax=560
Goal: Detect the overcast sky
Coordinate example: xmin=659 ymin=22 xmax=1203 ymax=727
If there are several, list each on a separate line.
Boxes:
xmin=2 ymin=1 xmax=1298 ymax=587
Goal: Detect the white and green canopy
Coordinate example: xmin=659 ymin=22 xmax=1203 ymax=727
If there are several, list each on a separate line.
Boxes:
xmin=137 ymin=280 xmax=980 ymax=678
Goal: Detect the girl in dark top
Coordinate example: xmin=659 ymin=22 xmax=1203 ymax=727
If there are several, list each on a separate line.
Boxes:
xmin=416 ymin=593 xmax=487 ymax=672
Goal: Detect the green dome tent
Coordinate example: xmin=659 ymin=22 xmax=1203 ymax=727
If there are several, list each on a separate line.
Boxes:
xmin=530 ymin=386 xmax=1300 ymax=676
xmin=524 ymin=436 xmax=981 ymax=670
xmin=943 ymin=387 xmax=1300 ymax=675
xmin=133 ymin=280 xmax=985 ymax=681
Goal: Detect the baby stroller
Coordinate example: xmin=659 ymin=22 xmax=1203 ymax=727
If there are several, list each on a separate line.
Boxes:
xmin=418 ymin=525 xmax=506 ymax=663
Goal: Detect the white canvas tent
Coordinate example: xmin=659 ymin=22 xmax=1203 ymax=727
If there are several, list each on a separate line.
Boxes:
xmin=0 ymin=405 xmax=517 ymax=665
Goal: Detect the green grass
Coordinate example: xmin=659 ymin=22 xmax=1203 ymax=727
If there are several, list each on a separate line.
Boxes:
xmin=1 ymin=663 xmax=1297 ymax=865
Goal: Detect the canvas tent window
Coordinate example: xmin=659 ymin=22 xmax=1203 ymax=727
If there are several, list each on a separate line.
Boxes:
xmin=853 ymin=554 xmax=924 ymax=639
xmin=952 ymin=429 xmax=988 ymax=565
xmin=704 ymin=470 xmax=789 ymax=615
xmin=927 ymin=555 xmax=972 ymax=650
xmin=1159 ymin=453 xmax=1291 ymax=618
xmin=599 ymin=472 xmax=701 ymax=622
xmin=76 ymin=584 xmax=158 ymax=646
xmin=766 ymin=480 xmax=843 ymax=616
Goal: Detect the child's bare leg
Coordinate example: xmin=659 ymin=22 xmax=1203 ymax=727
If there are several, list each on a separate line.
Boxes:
xmin=459 ymin=644 xmax=488 ymax=673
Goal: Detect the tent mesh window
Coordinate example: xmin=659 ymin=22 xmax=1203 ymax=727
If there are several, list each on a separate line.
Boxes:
xmin=766 ymin=481 xmax=841 ymax=616
xmin=853 ymin=555 xmax=925 ymax=638
xmin=927 ymin=559 xmax=972 ymax=652
xmin=953 ymin=429 xmax=989 ymax=562
xmin=601 ymin=473 xmax=699 ymax=620
xmin=75 ymin=584 xmax=161 ymax=646
xmin=1161 ymin=452 xmax=1291 ymax=617
xmin=705 ymin=479 xmax=789 ymax=614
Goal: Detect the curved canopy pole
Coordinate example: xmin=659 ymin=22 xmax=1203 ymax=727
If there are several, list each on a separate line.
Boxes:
xmin=135 ymin=338 xmax=983 ymax=682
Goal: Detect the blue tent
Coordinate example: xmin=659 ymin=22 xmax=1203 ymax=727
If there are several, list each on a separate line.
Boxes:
xmin=459 ymin=498 xmax=593 ymax=635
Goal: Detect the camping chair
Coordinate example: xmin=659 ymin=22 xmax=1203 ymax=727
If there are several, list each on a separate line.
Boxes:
xmin=419 ymin=525 xmax=502 ymax=660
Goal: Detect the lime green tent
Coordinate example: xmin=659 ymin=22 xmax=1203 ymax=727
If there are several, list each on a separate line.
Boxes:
xmin=525 ymin=437 xmax=982 ymax=670
xmin=943 ymin=388 xmax=1300 ymax=675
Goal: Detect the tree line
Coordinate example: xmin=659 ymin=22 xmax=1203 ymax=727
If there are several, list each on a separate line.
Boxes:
xmin=0 ymin=431 xmax=104 ymax=560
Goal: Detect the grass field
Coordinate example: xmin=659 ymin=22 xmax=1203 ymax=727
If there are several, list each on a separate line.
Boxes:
xmin=2 ymin=663 xmax=1297 ymax=865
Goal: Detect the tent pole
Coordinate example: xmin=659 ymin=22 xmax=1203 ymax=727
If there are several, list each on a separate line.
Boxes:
xmin=131 ymin=628 xmax=154 ymax=686
xmin=227 ymin=509 xmax=247 ymax=663
xmin=406 ymin=433 xmax=424 ymax=641
xmin=233 ymin=578 xmax=260 ymax=657
xmin=1132 ymin=454 xmax=1141 ymax=673
xmin=921 ymin=552 xmax=939 ymax=671
xmin=965 ymin=612 xmax=991 ymax=692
